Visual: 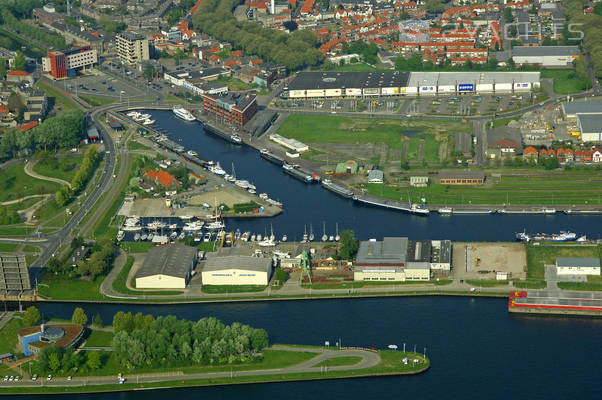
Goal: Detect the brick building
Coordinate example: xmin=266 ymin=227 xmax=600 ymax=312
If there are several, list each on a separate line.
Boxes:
xmin=201 ymin=92 xmax=257 ymax=127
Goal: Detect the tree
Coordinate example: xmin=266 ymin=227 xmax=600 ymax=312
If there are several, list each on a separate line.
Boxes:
xmin=93 ymin=313 xmax=103 ymax=327
xmin=543 ymin=157 xmax=559 ymax=170
xmin=424 ymin=0 xmax=445 ymax=12
xmin=12 ymin=50 xmax=26 ymax=71
xmin=71 ymin=307 xmax=88 ymax=325
xmin=143 ymin=62 xmax=154 ymax=80
xmin=86 ymin=351 xmax=101 ymax=370
xmin=0 ymin=58 xmax=5 ymax=79
xmin=48 ymin=353 xmax=61 ymax=372
xmin=504 ymin=7 xmax=513 ymax=22
xmin=22 ymin=306 xmax=41 ymax=326
xmin=71 ymin=236 xmax=85 ymax=250
xmin=339 ymin=230 xmax=358 ymax=260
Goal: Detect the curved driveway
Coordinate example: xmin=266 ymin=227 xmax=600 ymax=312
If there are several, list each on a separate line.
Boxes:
xmin=24 ymin=161 xmax=72 ymax=188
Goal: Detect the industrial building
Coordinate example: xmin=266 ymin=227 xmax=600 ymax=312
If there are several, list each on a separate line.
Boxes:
xmin=353 ymin=237 xmax=433 ymax=282
xmin=163 ymin=68 xmax=230 ymax=96
xmin=430 ymin=240 xmax=452 ymax=272
xmin=511 ymin=46 xmax=579 ymax=67
xmin=284 ymin=71 xmax=540 ymax=98
xmin=42 ymin=45 xmax=98 ymax=79
xmin=201 ymin=92 xmax=257 ymax=127
xmin=135 ymin=244 xmax=198 ymax=289
xmin=438 ymin=170 xmax=485 ymax=185
xmin=202 ymin=256 xmax=273 ymax=286
xmin=269 ymin=133 xmax=309 ymax=152
xmin=116 ymin=31 xmax=149 ymax=65
xmin=561 ymin=101 xmax=602 ymax=119
xmin=0 ymin=254 xmax=31 ymax=294
xmin=556 ymin=258 xmax=600 ymax=276
xmin=577 ymin=114 xmax=602 ymax=142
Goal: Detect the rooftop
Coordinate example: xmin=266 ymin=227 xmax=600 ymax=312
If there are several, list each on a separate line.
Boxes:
xmin=204 ymin=91 xmax=256 ymax=112
xmin=407 ymin=240 xmax=431 ymax=263
xmin=136 ymin=244 xmax=197 ymax=279
xmin=556 ymin=258 xmax=601 ymax=268
xmin=438 ymin=170 xmax=485 ymax=180
xmin=118 ymin=31 xmax=145 ymax=41
xmin=0 ymin=255 xmax=31 ymax=292
xmin=577 ymin=114 xmax=602 ymax=134
xmin=356 ymin=237 xmax=408 ymax=265
xmin=288 ymin=71 xmax=411 ymax=90
xmin=512 ymin=46 xmax=579 ymax=57
xmin=562 ymin=101 xmax=602 ymax=115
xmin=203 ymin=256 xmax=272 ymax=273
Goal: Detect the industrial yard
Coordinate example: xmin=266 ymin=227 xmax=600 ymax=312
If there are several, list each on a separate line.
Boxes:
xmin=451 ymin=242 xmax=527 ymax=283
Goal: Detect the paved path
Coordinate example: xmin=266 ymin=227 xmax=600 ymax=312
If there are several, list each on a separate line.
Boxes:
xmin=0 ymin=345 xmax=382 ymax=388
xmin=0 ymin=194 xmax=49 ymax=206
xmin=24 ymin=161 xmax=71 ymax=188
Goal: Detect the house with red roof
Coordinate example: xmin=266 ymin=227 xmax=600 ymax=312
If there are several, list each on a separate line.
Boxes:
xmin=7 ymin=70 xmax=34 ymax=86
xmin=18 ymin=121 xmax=38 ymax=131
xmin=593 ymin=148 xmax=602 ymax=163
xmin=574 ymin=149 xmax=592 ymax=163
xmin=145 ymin=170 xmax=180 ymax=188
xmin=523 ymin=146 xmax=538 ymax=159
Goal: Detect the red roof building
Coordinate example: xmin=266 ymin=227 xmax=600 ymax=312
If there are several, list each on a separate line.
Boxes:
xmin=18 ymin=121 xmax=38 ymax=131
xmin=145 ymin=170 xmax=180 ymax=188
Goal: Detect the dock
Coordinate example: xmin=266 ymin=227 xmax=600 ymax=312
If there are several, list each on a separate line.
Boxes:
xmin=353 ymin=194 xmax=429 ymax=215
xmin=509 ymin=290 xmax=602 ymax=317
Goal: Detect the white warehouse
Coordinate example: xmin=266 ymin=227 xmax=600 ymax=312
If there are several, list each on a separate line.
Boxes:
xmin=135 ymin=244 xmax=198 ymax=289
xmin=556 ymin=258 xmax=600 ymax=276
xmin=202 ymin=256 xmax=273 ymax=286
xmin=511 ymin=46 xmax=579 ymax=67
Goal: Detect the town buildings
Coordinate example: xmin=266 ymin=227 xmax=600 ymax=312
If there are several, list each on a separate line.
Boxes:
xmin=116 ymin=31 xmax=150 ymax=65
xmin=135 ymin=244 xmax=198 ymax=289
xmin=42 ymin=46 xmax=98 ymax=79
xmin=201 ymin=92 xmax=258 ymax=127
xmin=201 ymin=256 xmax=273 ymax=286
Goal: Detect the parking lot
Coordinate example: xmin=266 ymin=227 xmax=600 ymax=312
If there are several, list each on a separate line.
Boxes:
xmin=273 ymin=93 xmax=536 ymax=116
xmin=59 ymin=69 xmax=151 ymax=100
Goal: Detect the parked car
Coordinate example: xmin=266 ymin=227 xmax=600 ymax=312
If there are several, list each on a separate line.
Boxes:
xmin=32 ymin=374 xmax=38 ymax=381
xmin=47 ymin=375 xmax=52 ymax=381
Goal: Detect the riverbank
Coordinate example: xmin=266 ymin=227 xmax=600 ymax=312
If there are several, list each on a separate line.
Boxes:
xmin=0 ymin=346 xmax=429 ymax=395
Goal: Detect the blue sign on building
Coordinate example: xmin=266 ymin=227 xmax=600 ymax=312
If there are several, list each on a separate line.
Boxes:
xmin=458 ymin=83 xmax=474 ymax=92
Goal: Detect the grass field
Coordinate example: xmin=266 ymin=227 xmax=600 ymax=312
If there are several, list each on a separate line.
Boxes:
xmin=526 ymin=244 xmax=601 ymax=280
xmin=277 ymin=114 xmax=467 ymax=163
xmin=558 ymin=275 xmax=602 ymax=291
xmin=33 ymin=156 xmax=83 ymax=183
xmin=202 ymin=285 xmax=266 ymax=294
xmin=85 ymin=330 xmax=115 ymax=348
xmin=314 ymin=356 xmax=363 ymax=367
xmin=215 ymin=76 xmax=260 ymax=91
xmin=362 ymin=169 xmax=602 ymax=205
xmin=0 ymin=316 xmax=25 ymax=354
xmin=0 ymin=163 xmax=61 ymax=203
xmin=119 ymin=242 xmax=153 ymax=253
xmin=541 ymin=69 xmax=589 ymax=94
xmin=127 ymin=141 xmax=152 ymax=151
xmin=38 ymin=274 xmax=107 ymax=301
xmin=0 ymin=243 xmax=19 ymax=252
xmin=512 ymin=280 xmax=547 ymax=289
xmin=36 ymin=81 xmax=79 ymax=112
xmin=465 ymin=279 xmax=508 ymax=287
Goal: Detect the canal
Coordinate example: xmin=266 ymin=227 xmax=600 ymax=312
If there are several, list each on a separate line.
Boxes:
xmin=147 ymin=110 xmax=602 ymax=241
xmin=20 ymin=111 xmax=602 ymax=399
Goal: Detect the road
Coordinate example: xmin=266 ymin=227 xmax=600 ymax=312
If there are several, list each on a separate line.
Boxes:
xmin=1 ymin=346 xmax=383 ymax=388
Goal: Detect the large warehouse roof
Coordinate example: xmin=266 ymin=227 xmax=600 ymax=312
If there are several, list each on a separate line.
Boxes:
xmin=577 ymin=114 xmax=602 ymax=134
xmin=136 ymin=244 xmax=197 ymax=279
xmin=562 ymin=101 xmax=602 ymax=115
xmin=203 ymin=256 xmax=272 ymax=273
xmin=288 ymin=71 xmax=410 ymax=90
xmin=356 ymin=237 xmax=409 ymax=265
xmin=512 ymin=46 xmax=579 ymax=57
xmin=408 ymin=72 xmax=540 ymax=87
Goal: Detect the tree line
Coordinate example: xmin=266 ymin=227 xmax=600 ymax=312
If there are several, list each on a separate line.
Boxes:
xmin=46 ymin=237 xmax=114 ymax=279
xmin=111 ymin=313 xmax=269 ymax=369
xmin=55 ymin=145 xmax=100 ymax=207
xmin=192 ymin=0 xmax=323 ymax=70
xmin=0 ymin=110 xmax=85 ymax=160
xmin=564 ymin=0 xmax=602 ymax=77
xmin=1 ymin=8 xmax=66 ymax=50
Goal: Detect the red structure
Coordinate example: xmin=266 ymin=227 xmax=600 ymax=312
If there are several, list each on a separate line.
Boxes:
xmin=48 ymin=51 xmax=67 ymax=79
xmin=201 ymin=92 xmax=257 ymax=127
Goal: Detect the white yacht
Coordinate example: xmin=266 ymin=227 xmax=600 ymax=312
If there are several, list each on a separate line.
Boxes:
xmin=173 ymin=107 xmax=195 ymax=121
xmin=147 ymin=220 xmax=167 ymax=230
xmin=235 ymin=180 xmax=251 ymax=189
xmin=241 ymin=231 xmax=250 ymax=242
xmin=210 ymin=162 xmax=226 ymax=176
xmin=134 ymin=233 xmax=141 ymax=241
xmin=122 ymin=217 xmax=142 ymax=231
xmin=116 ymin=230 xmax=125 ymax=241
xmin=258 ymin=238 xmax=276 ymax=247
xmin=178 ymin=232 xmax=186 ymax=240
xmin=206 ymin=220 xmax=225 ymax=230
xmin=142 ymin=119 xmax=155 ymax=125
xmin=281 ymin=234 xmax=287 ymax=242
xmin=183 ymin=221 xmax=204 ymax=231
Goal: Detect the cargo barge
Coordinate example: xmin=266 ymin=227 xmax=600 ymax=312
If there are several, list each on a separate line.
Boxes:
xmin=259 ymin=148 xmax=285 ymax=166
xmin=322 ymin=179 xmax=354 ymax=198
xmin=508 ymin=290 xmax=602 ymax=317
xmin=200 ymin=121 xmax=242 ymax=144
xmin=282 ymin=163 xmax=313 ymax=183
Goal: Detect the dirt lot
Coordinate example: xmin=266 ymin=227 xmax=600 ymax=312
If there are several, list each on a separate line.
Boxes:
xmin=451 ymin=242 xmax=526 ymax=281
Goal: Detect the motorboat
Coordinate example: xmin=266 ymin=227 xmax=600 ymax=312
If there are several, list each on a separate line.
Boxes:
xmin=234 ymin=229 xmax=241 ymax=241
xmin=329 ymin=235 xmax=334 ymax=241
xmin=282 ymin=234 xmax=287 ymax=242
xmin=134 ymin=233 xmax=141 ymax=241
xmin=256 ymin=234 xmax=262 ymax=241
xmin=147 ymin=233 xmax=154 ymax=241
xmin=173 ymin=107 xmax=195 ymax=121
xmin=235 ymin=180 xmax=251 ymax=189
xmin=438 ymin=207 xmax=453 ymax=215
xmin=116 ymin=231 xmax=125 ymax=241
xmin=170 ymin=231 xmax=178 ymax=240
xmin=206 ymin=220 xmax=225 ymax=230
xmin=251 ymin=234 xmax=256 ymax=241
xmin=147 ymin=220 xmax=167 ymax=230
xmin=209 ymin=162 xmax=226 ymax=176
xmin=230 ymin=134 xmax=242 ymax=144
xmin=122 ymin=217 xmax=142 ymax=231
xmin=248 ymin=189 xmax=256 ymax=194
xmin=321 ymin=222 xmax=327 ymax=242
xmin=140 ymin=233 xmax=148 ymax=241
xmin=335 ymin=223 xmax=340 ymax=242
xmin=142 ymin=119 xmax=155 ymax=125
xmin=259 ymin=193 xmax=269 ymax=200
xmin=187 ymin=150 xmax=198 ymax=157
xmin=258 ymin=238 xmax=276 ymax=247
xmin=183 ymin=221 xmax=204 ymax=231
xmin=178 ymin=232 xmax=186 ymax=240
xmin=203 ymin=232 xmax=212 ymax=242
xmin=127 ymin=111 xmax=140 ymax=118
xmin=241 ymin=231 xmax=250 ymax=242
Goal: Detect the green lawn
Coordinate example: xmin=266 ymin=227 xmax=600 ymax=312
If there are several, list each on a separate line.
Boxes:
xmin=362 ymin=169 xmax=602 ymax=205
xmin=558 ymin=276 xmax=602 ymax=291
xmin=326 ymin=63 xmax=387 ymax=72
xmin=196 ymin=242 xmax=218 ymax=252
xmin=0 ymin=163 xmax=61 ymax=203
xmin=302 ymin=280 xmax=439 ymax=290
xmin=0 ymin=226 xmax=33 ymax=235
xmin=33 ymin=156 xmax=83 ymax=183
xmin=202 ymin=285 xmax=266 ymax=294
xmin=113 ymin=256 xmax=183 ymax=296
xmin=314 ymin=356 xmax=362 ymax=367
xmin=127 ymin=141 xmax=152 ymax=151
xmin=490 ymin=115 xmax=521 ymax=129
xmin=38 ymin=274 xmax=107 ymax=301
xmin=36 ymin=81 xmax=79 ymax=112
xmin=512 ymin=280 xmax=547 ymax=289
xmin=541 ymin=69 xmax=589 ymax=94
xmin=0 ymin=243 xmax=19 ymax=252
xmin=527 ymin=244 xmax=601 ymax=280
xmin=465 ymin=279 xmax=508 ymax=287
xmin=215 ymin=76 xmax=261 ymax=91
xmin=79 ymin=95 xmax=116 ymax=107
xmin=119 ymin=242 xmax=153 ymax=253
xmin=22 ymin=245 xmax=40 ymax=253
xmin=0 ymin=316 xmax=25 ymax=354
xmin=85 ymin=330 xmax=115 ymax=348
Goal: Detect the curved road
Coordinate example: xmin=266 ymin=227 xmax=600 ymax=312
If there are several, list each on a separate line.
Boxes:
xmin=24 ymin=161 xmax=72 ymax=188
xmin=1 ymin=346 xmax=384 ymax=389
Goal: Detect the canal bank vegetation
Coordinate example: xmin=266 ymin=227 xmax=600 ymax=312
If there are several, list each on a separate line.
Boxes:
xmin=202 ymin=285 xmax=266 ymax=294
xmin=465 ymin=279 xmax=508 ymax=287
xmin=527 ymin=243 xmax=602 ymax=281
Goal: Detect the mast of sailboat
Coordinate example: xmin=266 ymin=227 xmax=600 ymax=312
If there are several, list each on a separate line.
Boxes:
xmin=231 ymin=162 xmax=236 ymax=180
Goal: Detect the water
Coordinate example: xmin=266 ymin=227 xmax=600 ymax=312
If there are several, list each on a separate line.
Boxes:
xmin=19 ymin=111 xmax=602 ymax=399
xmin=30 ymin=297 xmax=602 ymax=400
xmin=144 ymin=110 xmax=602 ymax=241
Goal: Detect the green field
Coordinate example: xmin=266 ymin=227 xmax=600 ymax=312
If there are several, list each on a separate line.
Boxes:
xmin=79 ymin=95 xmax=116 ymax=107
xmin=363 ymin=170 xmax=602 ymax=205
xmin=127 ymin=141 xmax=152 ymax=151
xmin=314 ymin=356 xmax=363 ymax=367
xmin=541 ymin=69 xmax=589 ymax=94
xmin=119 ymin=242 xmax=153 ymax=253
xmin=558 ymin=275 xmax=602 ymax=291
xmin=36 ymin=81 xmax=79 ymax=112
xmin=0 ymin=163 xmax=61 ymax=203
xmin=215 ymin=76 xmax=260 ymax=91
xmin=0 ymin=316 xmax=25 ymax=354
xmin=0 ymin=243 xmax=19 ymax=252
xmin=527 ymin=244 xmax=601 ymax=280
xmin=38 ymin=274 xmax=107 ymax=301
xmin=33 ymin=156 xmax=83 ymax=183
xmin=85 ymin=330 xmax=115 ymax=348
xmin=277 ymin=114 xmax=466 ymax=163
xmin=465 ymin=279 xmax=508 ymax=287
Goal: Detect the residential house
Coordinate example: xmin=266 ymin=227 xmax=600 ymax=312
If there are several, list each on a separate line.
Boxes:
xmin=523 ymin=146 xmax=538 ymax=159
xmin=145 ymin=169 xmax=180 ymax=189
xmin=487 ymin=139 xmax=523 ymax=159
xmin=6 ymin=71 xmax=34 ymax=86
xmin=593 ymin=148 xmax=602 ymax=163
xmin=574 ymin=149 xmax=592 ymax=163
